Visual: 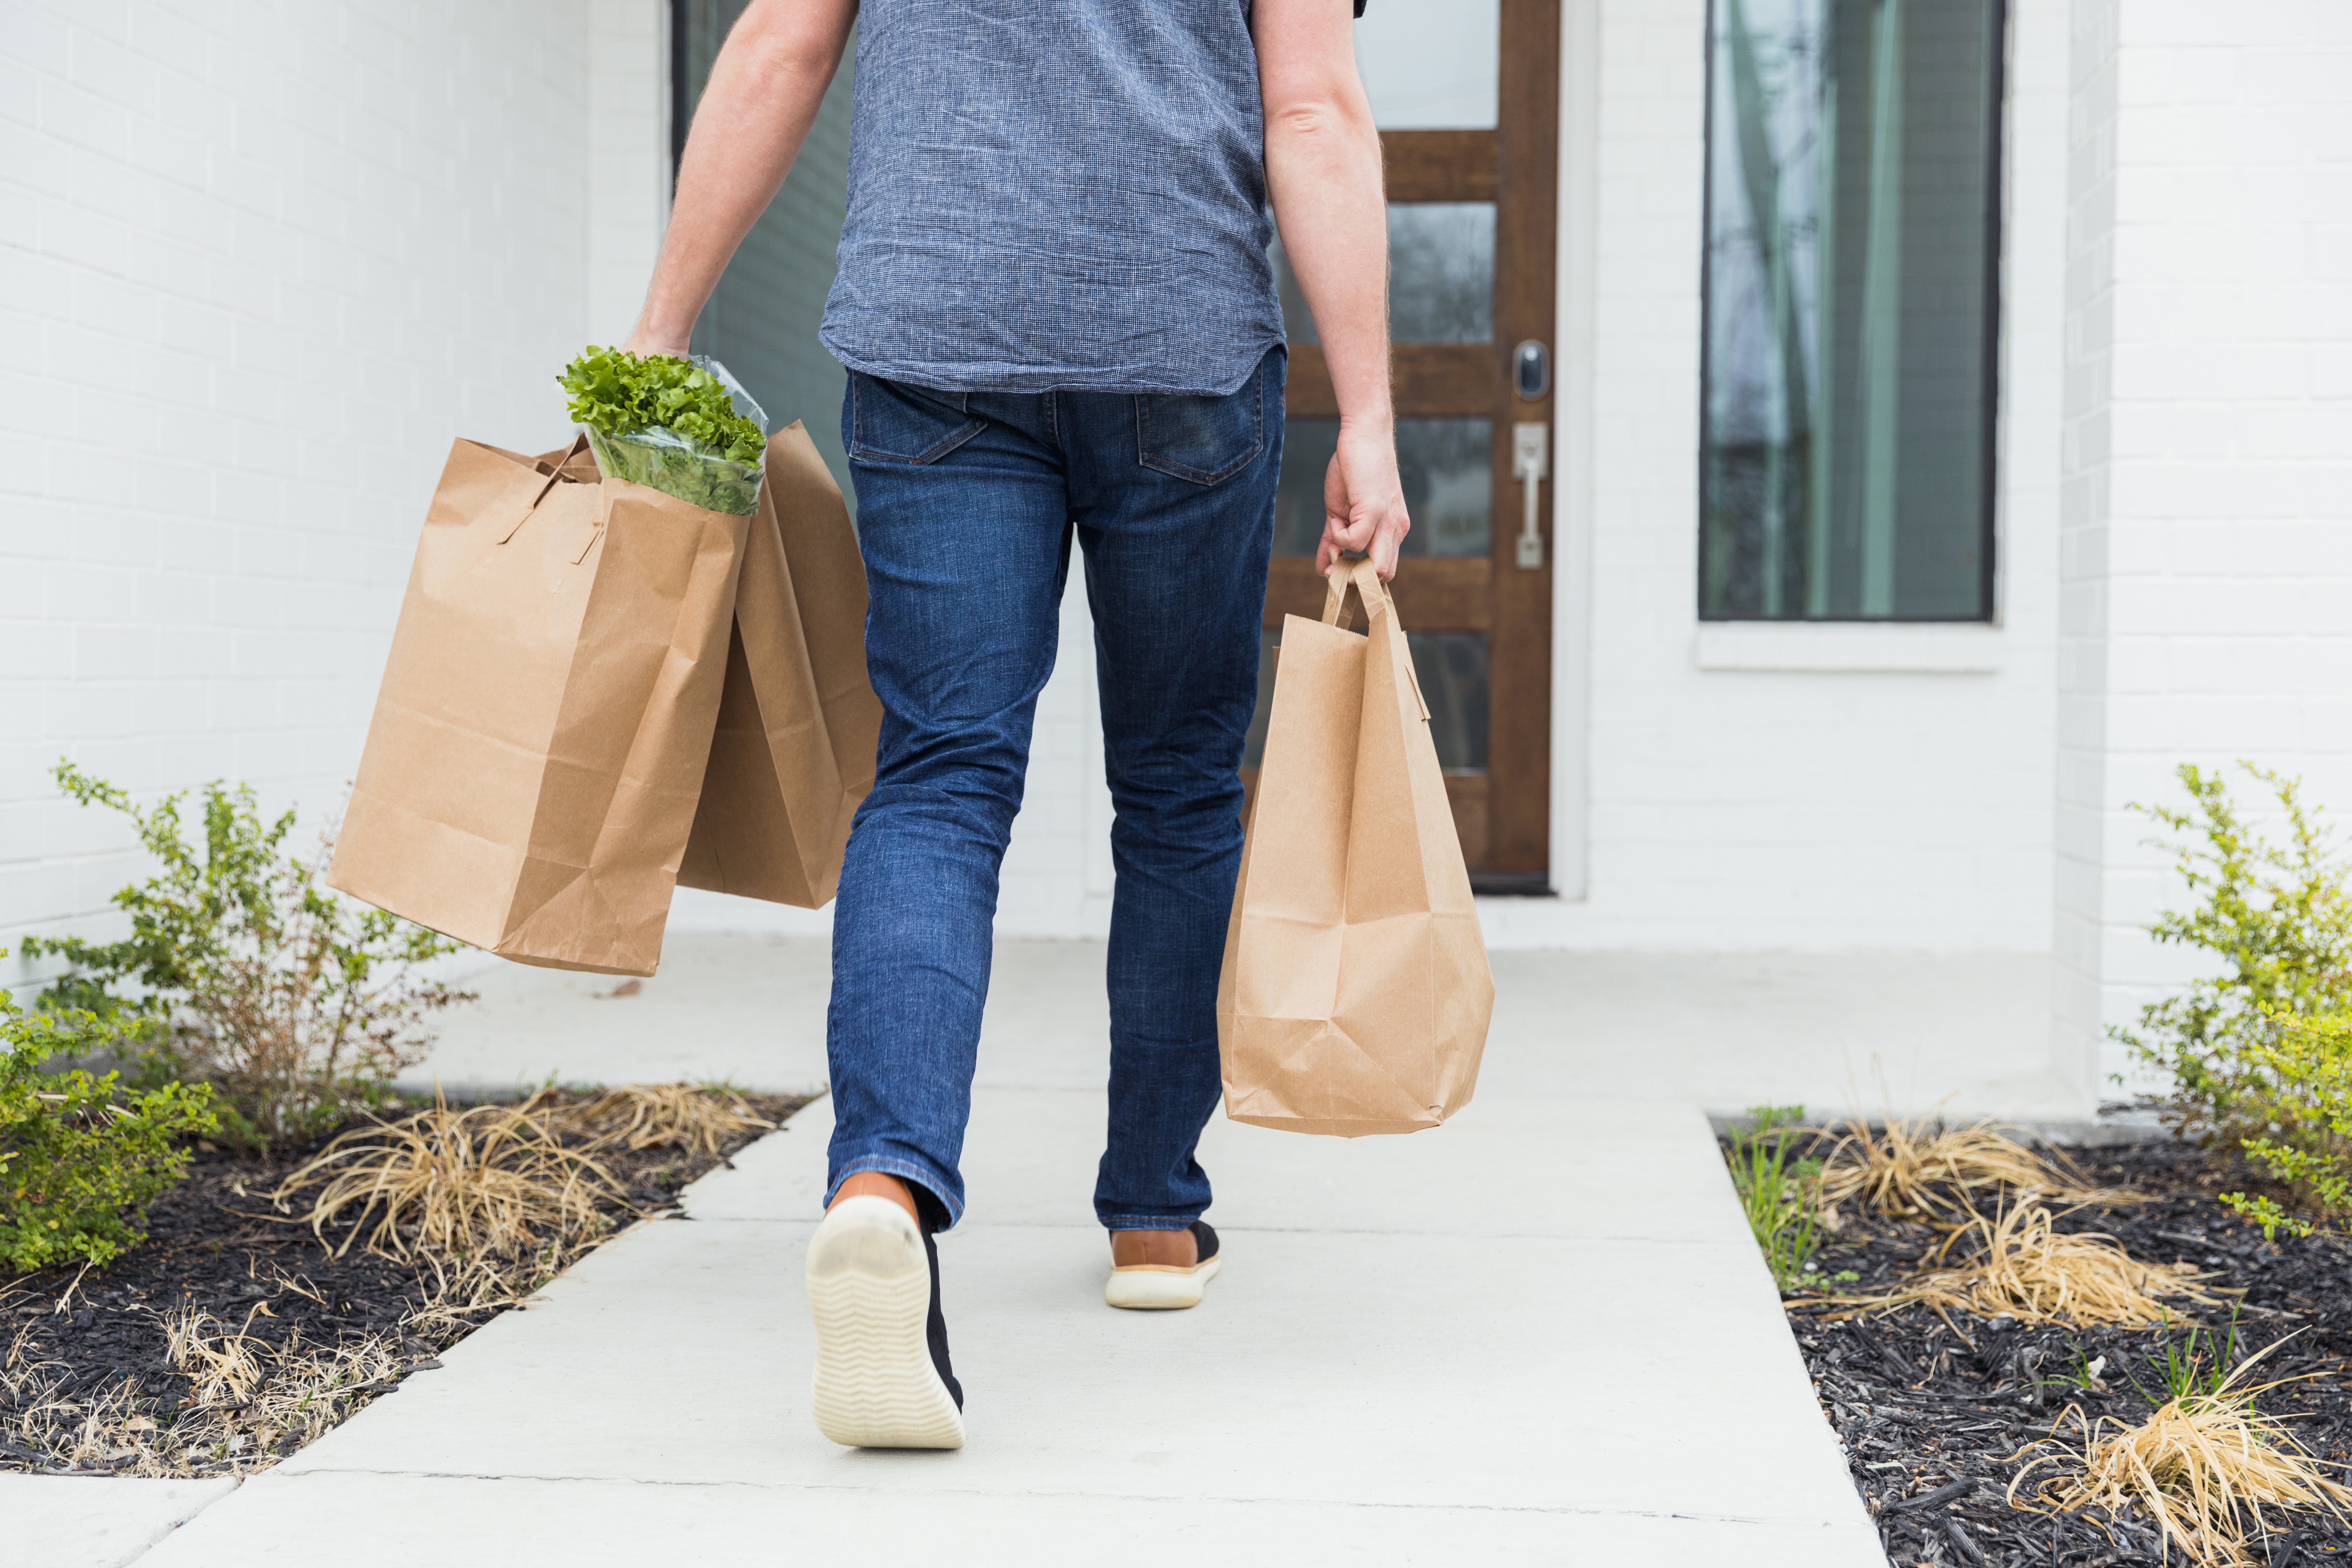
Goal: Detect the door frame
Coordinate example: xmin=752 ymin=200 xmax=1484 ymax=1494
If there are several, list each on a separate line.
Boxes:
xmin=1551 ymin=0 xmax=1597 ymax=902
xmin=1267 ymin=0 xmax=1564 ymax=894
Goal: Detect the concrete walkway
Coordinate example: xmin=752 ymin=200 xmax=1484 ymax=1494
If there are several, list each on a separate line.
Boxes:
xmin=9 ymin=1476 xmax=231 ymax=1568
xmin=40 ymin=939 xmax=1903 ymax=1564
xmin=406 ymin=936 xmax=2090 ymax=1124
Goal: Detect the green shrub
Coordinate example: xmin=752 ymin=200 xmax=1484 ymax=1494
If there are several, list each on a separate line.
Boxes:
xmin=2218 ymin=1009 xmax=2352 ymax=1240
xmin=2115 ymin=763 xmax=2352 ymax=1141
xmin=21 ymin=764 xmax=472 ymax=1151
xmin=1 ymin=947 xmax=219 ymax=1273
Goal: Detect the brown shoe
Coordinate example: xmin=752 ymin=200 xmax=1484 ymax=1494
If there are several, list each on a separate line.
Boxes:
xmin=1104 ymin=1220 xmax=1221 ymax=1310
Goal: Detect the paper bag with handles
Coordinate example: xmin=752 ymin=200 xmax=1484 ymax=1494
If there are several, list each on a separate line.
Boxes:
xmin=678 ymin=423 xmax=880 ymax=908
xmin=1216 ymin=556 xmax=1495 ymax=1135
xmin=328 ymin=423 xmax=877 ymax=975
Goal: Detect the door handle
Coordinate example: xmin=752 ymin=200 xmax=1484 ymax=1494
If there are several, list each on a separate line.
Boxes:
xmin=1512 ymin=422 xmax=1548 ymax=570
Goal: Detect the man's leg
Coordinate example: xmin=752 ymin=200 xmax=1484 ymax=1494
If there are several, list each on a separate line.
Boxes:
xmin=1062 ymin=349 xmax=1284 ymax=1275
xmin=825 ymin=374 xmax=1070 ymax=1220
xmin=808 ymin=376 xmax=1068 ymax=1451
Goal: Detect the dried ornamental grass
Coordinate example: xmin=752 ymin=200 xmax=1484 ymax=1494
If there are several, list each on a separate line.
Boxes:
xmin=2009 ymin=1349 xmax=2352 ymax=1567
xmin=1814 ymin=1115 xmax=2122 ymax=1220
xmin=34 ymin=1377 xmax=149 ymax=1471
xmin=2 ymin=1322 xmax=62 ymax=1451
xmin=160 ymin=1308 xmax=268 ymax=1407
xmin=1827 ymin=1203 xmax=2224 ymax=1326
xmin=36 ymin=1316 xmax=410 ymax=1476
xmin=200 ymin=1328 xmax=406 ymax=1462
xmin=402 ymin=1241 xmax=581 ymax=1334
xmin=4 ymin=1289 xmax=433 ymax=1476
xmin=551 ymin=1081 xmax=774 ymax=1159
xmin=272 ymin=1096 xmax=621 ymax=1264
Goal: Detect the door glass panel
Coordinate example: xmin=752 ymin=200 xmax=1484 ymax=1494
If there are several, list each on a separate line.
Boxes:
xmin=1244 ymin=629 xmax=1490 ymax=772
xmin=1272 ymin=203 xmax=1496 ymax=346
xmin=1408 ymin=632 xmax=1490 ymax=770
xmin=1275 ymin=419 xmax=1493 ymax=558
xmin=1390 ymin=204 xmax=1496 ymax=343
xmin=1356 ymin=0 xmax=1500 ymax=129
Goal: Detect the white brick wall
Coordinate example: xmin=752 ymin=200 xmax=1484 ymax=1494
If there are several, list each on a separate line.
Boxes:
xmin=0 ymin=0 xmax=1119 ymax=964
xmin=9 ymin=0 xmax=2348 ymax=1101
xmin=2057 ymin=0 xmax=2352 ymax=1093
xmin=1483 ymin=0 xmax=2068 ymax=955
xmin=0 ymin=1 xmax=648 ymax=988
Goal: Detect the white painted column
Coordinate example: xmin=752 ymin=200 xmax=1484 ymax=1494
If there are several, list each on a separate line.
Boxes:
xmin=2056 ymin=0 xmax=2352 ymax=1095
xmin=2053 ymin=0 xmax=2123 ymax=1099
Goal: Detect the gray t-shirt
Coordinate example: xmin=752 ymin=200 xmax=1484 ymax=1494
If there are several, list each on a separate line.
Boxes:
xmin=818 ymin=0 xmax=1288 ymax=397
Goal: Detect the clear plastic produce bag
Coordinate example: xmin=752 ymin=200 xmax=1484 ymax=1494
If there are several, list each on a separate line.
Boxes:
xmin=583 ymin=357 xmax=769 ymax=517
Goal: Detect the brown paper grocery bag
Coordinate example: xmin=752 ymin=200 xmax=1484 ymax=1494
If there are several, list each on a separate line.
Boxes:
xmin=677 ymin=424 xmax=879 ymax=907
xmin=1216 ymin=556 xmax=1495 ymax=1135
xmin=327 ymin=434 xmax=750 ymax=976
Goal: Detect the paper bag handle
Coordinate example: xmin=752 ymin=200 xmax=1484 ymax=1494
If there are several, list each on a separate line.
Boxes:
xmin=1320 ymin=555 xmax=1390 ymax=631
xmin=1320 ymin=555 xmax=1430 ymax=724
xmin=498 ymin=432 xmax=592 ymax=545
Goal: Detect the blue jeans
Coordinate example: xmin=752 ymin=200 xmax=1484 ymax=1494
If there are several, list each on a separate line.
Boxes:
xmin=825 ymin=347 xmax=1285 ymax=1232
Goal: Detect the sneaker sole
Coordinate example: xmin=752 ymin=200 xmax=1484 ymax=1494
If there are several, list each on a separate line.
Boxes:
xmin=1104 ymin=1254 xmax=1222 ymax=1311
xmin=806 ymin=1196 xmax=965 ymax=1450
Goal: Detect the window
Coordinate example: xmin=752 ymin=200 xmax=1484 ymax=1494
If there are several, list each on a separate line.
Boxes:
xmin=1699 ymin=0 xmax=2005 ymax=621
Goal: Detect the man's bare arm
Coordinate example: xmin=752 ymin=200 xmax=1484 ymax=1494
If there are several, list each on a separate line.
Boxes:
xmin=624 ymin=0 xmax=856 ymax=358
xmin=1253 ymin=0 xmax=1409 ymax=579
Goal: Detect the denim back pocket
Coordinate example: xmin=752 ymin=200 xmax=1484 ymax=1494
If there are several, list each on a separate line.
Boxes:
xmin=850 ymin=373 xmax=987 ymax=465
xmin=1135 ymin=363 xmax=1267 ymax=486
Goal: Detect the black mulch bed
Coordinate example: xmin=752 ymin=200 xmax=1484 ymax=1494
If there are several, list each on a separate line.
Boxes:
xmin=1780 ymin=1138 xmax=2352 ymax=1567
xmin=1 ymin=1091 xmax=804 ymax=1476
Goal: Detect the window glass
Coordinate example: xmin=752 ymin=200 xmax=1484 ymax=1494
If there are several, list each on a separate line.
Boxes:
xmin=678 ymin=1 xmax=858 ymax=502
xmin=1273 ymin=204 xmax=1496 ymax=346
xmin=1700 ymin=0 xmax=2003 ymax=620
xmin=1354 ymin=0 xmax=1500 ymax=129
xmin=1275 ymin=419 xmax=1493 ymax=558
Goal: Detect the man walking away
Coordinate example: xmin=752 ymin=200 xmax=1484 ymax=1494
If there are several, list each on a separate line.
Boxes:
xmin=624 ymin=0 xmax=1409 ymax=1449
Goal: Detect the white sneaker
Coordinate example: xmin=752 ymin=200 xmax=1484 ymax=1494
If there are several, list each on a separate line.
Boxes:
xmin=1104 ymin=1220 xmax=1222 ymax=1310
xmin=806 ymin=1194 xmax=966 ymax=1449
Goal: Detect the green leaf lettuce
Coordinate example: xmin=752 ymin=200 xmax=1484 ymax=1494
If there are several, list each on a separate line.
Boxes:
xmin=558 ymin=347 xmax=766 ymax=515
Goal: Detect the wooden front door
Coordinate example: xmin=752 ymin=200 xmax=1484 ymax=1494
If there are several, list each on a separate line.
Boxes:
xmin=1245 ymin=0 xmax=1560 ymax=893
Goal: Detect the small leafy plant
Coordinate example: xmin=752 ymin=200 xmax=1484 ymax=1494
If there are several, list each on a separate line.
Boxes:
xmin=2123 ymin=1308 xmax=2244 ymax=1407
xmin=2115 ymin=764 xmax=2352 ymax=1142
xmin=21 ymin=764 xmax=472 ymax=1151
xmin=1724 ymin=1106 xmax=1854 ymax=1292
xmin=1 ymin=947 xmax=219 ymax=1273
xmin=2049 ymin=1342 xmax=2109 ymax=1394
xmin=2217 ymin=1010 xmax=2351 ymax=1240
